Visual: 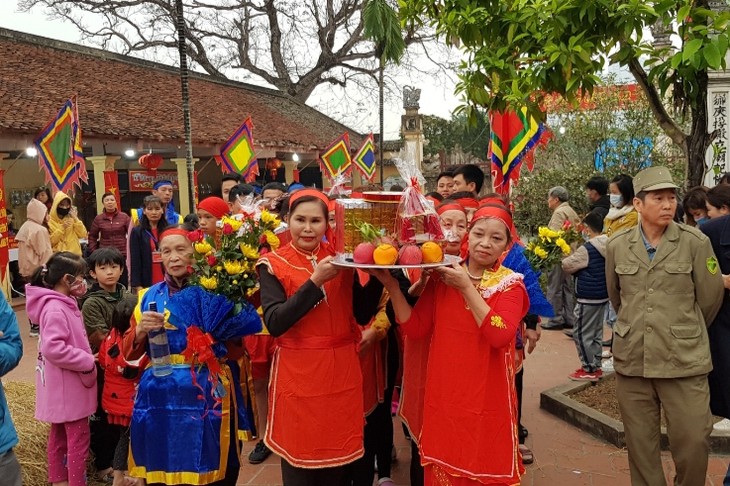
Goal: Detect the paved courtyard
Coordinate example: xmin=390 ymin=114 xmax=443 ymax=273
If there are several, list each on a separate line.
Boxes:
xmin=5 ymin=301 xmax=729 ymax=485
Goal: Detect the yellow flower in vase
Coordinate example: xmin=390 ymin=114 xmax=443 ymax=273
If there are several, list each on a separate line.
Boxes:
xmin=194 ymin=241 xmax=213 ymax=255
xmin=224 ymin=260 xmax=244 ymax=275
xmin=199 ymin=276 xmax=218 ymax=290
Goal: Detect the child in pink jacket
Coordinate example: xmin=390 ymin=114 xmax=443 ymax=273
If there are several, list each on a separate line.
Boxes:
xmin=25 ymin=251 xmax=97 ymax=486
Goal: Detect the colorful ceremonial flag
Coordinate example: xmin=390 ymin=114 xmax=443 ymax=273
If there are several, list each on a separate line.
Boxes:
xmin=216 ymin=117 xmax=259 ymax=182
xmin=320 ymin=133 xmax=352 ymax=180
xmin=34 ymin=98 xmax=88 ymax=193
xmin=103 ymin=171 xmax=121 ymax=209
xmin=489 ymin=108 xmax=549 ymax=194
xmin=353 ymin=134 xmax=377 ymax=181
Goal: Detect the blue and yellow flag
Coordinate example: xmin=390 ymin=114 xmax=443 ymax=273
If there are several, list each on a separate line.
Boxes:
xmin=353 ymin=134 xmax=376 ymax=182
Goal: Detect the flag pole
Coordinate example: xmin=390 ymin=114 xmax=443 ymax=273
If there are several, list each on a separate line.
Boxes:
xmin=175 ymin=0 xmax=196 ymax=213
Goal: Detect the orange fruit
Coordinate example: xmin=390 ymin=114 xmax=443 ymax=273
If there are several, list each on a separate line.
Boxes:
xmin=421 ymin=241 xmax=443 ymax=263
xmin=373 ymin=244 xmax=399 ymax=265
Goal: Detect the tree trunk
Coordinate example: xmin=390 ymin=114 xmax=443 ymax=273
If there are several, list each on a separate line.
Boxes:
xmin=686 ymin=69 xmax=712 ymax=188
xmin=176 ymin=0 xmax=196 ymax=210
xmin=378 ymin=61 xmax=384 ymax=186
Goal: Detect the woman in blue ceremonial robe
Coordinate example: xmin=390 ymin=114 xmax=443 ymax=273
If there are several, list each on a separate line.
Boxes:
xmin=122 ymin=226 xmax=256 ymax=486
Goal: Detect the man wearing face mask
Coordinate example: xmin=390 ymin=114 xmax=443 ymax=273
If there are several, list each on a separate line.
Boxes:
xmin=48 ymin=191 xmax=87 ymax=255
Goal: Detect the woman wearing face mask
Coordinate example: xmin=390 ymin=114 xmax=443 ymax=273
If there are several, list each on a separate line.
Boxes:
xmin=370 ymin=205 xmax=530 ymax=486
xmin=48 ymin=191 xmax=87 ymax=255
xmin=256 ymin=189 xmax=383 ymax=485
xmin=603 ymin=174 xmax=638 ymax=237
xmin=682 ymin=186 xmax=710 ymax=227
xmin=25 ymin=251 xmax=97 ymax=486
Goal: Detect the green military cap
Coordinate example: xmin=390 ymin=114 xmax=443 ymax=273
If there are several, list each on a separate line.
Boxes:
xmin=633 ymin=166 xmax=679 ymax=194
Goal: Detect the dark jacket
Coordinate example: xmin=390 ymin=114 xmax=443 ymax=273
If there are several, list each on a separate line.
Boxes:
xmin=88 ymin=210 xmax=131 ymax=256
xmin=575 ymin=243 xmax=608 ymax=300
xmin=80 ymin=283 xmax=132 ymax=353
xmin=129 ymin=226 xmax=157 ymax=289
xmin=588 ymin=195 xmax=611 ymax=220
xmin=700 ymin=215 xmax=730 ymax=418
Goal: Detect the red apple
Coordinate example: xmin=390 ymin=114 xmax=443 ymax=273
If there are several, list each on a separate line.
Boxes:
xmin=398 ymin=244 xmax=423 ymax=265
xmin=353 ymin=242 xmax=376 ymax=264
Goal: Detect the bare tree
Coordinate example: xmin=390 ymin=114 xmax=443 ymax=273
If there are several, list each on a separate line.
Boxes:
xmin=20 ymin=0 xmax=439 ymax=103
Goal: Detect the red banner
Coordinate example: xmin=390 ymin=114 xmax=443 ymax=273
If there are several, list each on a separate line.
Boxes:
xmin=103 ymin=171 xmax=121 ymax=209
xmin=0 ymin=170 xmax=9 ymax=282
xmin=128 ymin=170 xmax=180 ymax=192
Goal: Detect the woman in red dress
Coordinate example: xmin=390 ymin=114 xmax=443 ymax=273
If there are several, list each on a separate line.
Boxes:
xmin=372 ymin=205 xmax=529 ymax=485
xmin=256 ymin=189 xmax=382 ymax=485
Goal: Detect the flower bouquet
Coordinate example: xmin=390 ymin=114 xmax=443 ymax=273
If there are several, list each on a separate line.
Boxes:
xmin=165 ymin=208 xmax=281 ymax=394
xmin=524 ymin=224 xmax=575 ymax=272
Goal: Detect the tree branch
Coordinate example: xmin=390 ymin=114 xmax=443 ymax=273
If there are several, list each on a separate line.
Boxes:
xmin=627 ymin=57 xmax=688 ymax=150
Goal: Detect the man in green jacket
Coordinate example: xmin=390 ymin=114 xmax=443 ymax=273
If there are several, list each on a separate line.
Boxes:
xmin=606 ymin=166 xmax=724 ymax=486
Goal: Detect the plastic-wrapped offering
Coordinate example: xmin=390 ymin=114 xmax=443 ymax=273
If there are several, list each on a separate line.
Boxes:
xmin=392 ymin=158 xmax=444 ymax=244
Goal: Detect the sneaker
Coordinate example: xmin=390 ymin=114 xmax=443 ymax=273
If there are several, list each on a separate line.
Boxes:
xmin=568 ymin=368 xmax=602 ymax=382
xmin=713 ymin=418 xmax=730 ymax=431
xmin=601 ymin=349 xmax=612 ymax=359
xmin=29 ymin=324 xmax=39 ymax=338
xmin=248 ymin=440 xmax=272 ymax=464
xmin=601 ymin=357 xmax=614 ymax=373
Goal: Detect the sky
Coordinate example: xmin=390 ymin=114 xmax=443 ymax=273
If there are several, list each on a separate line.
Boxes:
xmin=0 ymin=0 xmax=462 ymax=140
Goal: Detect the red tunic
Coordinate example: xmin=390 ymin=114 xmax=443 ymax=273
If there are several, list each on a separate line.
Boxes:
xmin=401 ymin=265 xmax=528 ymax=485
xmin=258 ymin=244 xmax=364 ymax=468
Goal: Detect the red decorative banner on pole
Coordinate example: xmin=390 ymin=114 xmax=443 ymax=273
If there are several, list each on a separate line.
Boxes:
xmin=0 ymin=170 xmax=9 ymax=285
xmin=103 ymin=171 xmax=121 ymax=209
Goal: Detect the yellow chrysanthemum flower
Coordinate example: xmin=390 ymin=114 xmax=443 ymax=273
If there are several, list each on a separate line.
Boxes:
xmin=265 ymin=231 xmax=280 ymax=250
xmin=240 ymin=244 xmax=260 ymax=260
xmin=194 ymin=241 xmax=213 ymax=255
xmin=222 ymin=217 xmax=243 ymax=232
xmin=538 ymin=227 xmax=550 ymax=238
xmin=260 ymin=210 xmax=280 ymax=226
xmin=224 ymin=260 xmax=244 ymax=275
xmin=534 ymin=246 xmax=548 ymax=259
xmin=199 ymin=276 xmax=218 ymax=290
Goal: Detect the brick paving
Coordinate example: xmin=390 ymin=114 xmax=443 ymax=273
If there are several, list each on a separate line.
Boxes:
xmin=6 ymin=300 xmax=729 ymax=485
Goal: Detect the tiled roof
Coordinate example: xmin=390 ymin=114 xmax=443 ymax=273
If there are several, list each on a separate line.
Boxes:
xmin=0 ymin=28 xmax=363 ymax=150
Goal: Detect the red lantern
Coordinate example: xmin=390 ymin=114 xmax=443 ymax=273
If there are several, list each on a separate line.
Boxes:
xmin=266 ymin=158 xmax=282 ymax=180
xmin=139 ymin=153 xmax=163 ymax=174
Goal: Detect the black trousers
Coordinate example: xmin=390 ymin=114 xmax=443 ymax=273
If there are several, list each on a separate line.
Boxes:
xmin=90 ymin=366 xmax=120 ymax=471
xmin=516 ymin=367 xmax=526 ymax=444
xmin=409 ymin=439 xmax=424 ymax=486
xmin=281 ymin=459 xmax=351 ymax=486
xmin=349 ymin=326 xmax=401 ymax=485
